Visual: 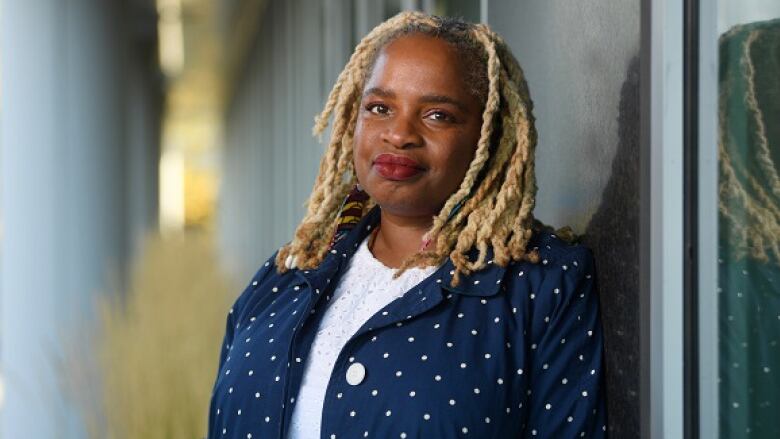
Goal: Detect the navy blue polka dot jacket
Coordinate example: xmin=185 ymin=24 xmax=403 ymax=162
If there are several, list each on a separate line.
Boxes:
xmin=207 ymin=206 xmax=607 ymax=438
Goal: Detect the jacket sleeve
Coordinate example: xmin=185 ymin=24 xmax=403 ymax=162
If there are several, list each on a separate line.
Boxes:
xmin=207 ymin=290 xmax=239 ymax=439
xmin=206 ymin=253 xmax=278 ymax=439
xmin=215 ymin=300 xmax=238 ymax=381
xmin=522 ymin=246 xmax=607 ymax=438
xmin=214 ymin=253 xmax=277 ymax=374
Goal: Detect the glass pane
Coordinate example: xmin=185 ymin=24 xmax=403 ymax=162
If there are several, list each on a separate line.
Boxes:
xmin=717 ymin=2 xmax=780 ymax=438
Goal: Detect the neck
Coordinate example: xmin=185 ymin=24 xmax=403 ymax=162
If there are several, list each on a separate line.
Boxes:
xmin=370 ymin=209 xmax=433 ymax=269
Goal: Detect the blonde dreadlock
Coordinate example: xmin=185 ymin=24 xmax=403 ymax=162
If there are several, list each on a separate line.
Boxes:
xmin=276 ymin=11 xmax=563 ymax=286
xmin=718 ymin=28 xmax=780 ymax=266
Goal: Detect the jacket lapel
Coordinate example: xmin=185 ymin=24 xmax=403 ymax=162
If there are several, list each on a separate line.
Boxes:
xmin=293 ymin=205 xmax=509 ymax=337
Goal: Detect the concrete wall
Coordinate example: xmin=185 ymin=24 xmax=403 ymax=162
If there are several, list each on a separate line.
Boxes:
xmin=487 ymin=2 xmax=641 ymax=437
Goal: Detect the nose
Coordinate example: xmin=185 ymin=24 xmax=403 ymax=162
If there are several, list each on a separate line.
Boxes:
xmin=381 ymin=113 xmax=423 ymax=149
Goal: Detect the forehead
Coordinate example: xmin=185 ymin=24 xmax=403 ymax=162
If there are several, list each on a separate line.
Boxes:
xmin=365 ymin=34 xmax=471 ymax=95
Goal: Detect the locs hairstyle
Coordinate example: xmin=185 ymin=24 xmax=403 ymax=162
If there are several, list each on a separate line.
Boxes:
xmin=276 ymin=11 xmax=567 ymax=286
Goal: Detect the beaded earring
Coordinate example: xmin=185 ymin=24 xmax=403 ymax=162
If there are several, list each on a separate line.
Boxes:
xmin=328 ymin=183 xmax=370 ymax=250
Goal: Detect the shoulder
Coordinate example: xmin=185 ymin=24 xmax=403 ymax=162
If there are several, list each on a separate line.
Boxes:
xmin=500 ymin=230 xmax=597 ymax=303
xmin=227 ymin=249 xmax=298 ymax=326
xmin=499 ymin=231 xmax=600 ymax=347
xmin=503 ymin=230 xmax=595 ymax=277
xmin=530 ymin=230 xmax=594 ymax=270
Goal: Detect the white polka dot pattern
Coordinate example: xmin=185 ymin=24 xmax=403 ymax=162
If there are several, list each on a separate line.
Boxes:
xmin=718 ymin=250 xmax=780 ymax=438
xmin=206 ymin=206 xmax=607 ymax=438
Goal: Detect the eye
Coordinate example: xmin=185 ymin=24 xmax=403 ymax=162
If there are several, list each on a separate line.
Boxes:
xmin=366 ymin=103 xmax=389 ymax=115
xmin=426 ymin=110 xmax=454 ymax=122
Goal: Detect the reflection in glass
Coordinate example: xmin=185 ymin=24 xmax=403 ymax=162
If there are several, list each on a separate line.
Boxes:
xmin=717 ymin=16 xmax=780 ymax=439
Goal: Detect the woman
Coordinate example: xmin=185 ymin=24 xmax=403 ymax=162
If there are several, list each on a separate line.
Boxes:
xmin=208 ymin=11 xmax=607 ymax=439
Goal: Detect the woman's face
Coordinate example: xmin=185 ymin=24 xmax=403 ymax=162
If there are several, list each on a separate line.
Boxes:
xmin=353 ymin=33 xmax=484 ymax=219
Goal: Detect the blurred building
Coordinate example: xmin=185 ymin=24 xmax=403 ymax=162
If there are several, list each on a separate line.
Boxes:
xmin=1 ymin=0 xmax=778 ymax=438
xmin=1 ymin=0 xmax=162 ymax=437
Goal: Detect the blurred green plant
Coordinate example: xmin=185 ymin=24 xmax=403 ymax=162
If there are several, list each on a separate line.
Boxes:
xmin=64 ymin=231 xmax=237 ymax=439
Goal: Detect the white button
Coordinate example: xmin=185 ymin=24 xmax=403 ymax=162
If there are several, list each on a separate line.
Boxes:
xmin=346 ymin=362 xmax=366 ymax=385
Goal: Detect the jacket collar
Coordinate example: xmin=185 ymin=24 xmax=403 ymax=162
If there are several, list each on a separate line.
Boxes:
xmin=295 ymin=205 xmax=506 ymax=297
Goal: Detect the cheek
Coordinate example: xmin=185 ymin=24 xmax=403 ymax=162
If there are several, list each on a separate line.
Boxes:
xmin=455 ymin=128 xmax=481 ymax=172
xmin=444 ymin=138 xmax=478 ymax=175
xmin=352 ymin=121 xmax=372 ymax=178
xmin=353 ymin=117 xmax=374 ymax=149
xmin=428 ymin=145 xmax=475 ymax=195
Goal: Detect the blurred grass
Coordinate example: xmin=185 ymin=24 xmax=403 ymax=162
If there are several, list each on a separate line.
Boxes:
xmin=65 ymin=231 xmax=237 ymax=439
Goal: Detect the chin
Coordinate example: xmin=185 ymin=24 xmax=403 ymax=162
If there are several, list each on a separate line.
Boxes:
xmin=372 ymin=196 xmax=441 ymax=219
xmin=358 ymin=172 xmax=439 ymax=216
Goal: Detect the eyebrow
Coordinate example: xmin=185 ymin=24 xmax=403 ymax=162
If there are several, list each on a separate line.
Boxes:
xmin=362 ymin=87 xmax=468 ymax=113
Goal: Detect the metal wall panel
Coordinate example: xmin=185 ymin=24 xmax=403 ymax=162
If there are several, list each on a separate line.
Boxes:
xmin=219 ymin=0 xmax=352 ymax=279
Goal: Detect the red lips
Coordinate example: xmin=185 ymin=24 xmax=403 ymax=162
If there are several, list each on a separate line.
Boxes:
xmin=373 ymin=153 xmax=425 ymax=181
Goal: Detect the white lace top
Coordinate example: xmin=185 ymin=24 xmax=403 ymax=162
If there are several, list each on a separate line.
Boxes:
xmin=287 ymin=235 xmax=439 ymax=439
